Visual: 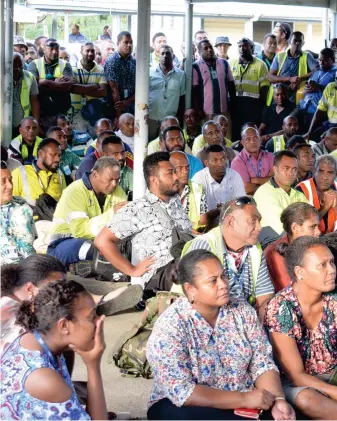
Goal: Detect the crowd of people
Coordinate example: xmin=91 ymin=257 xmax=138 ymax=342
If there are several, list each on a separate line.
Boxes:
xmin=1 ymin=19 xmax=337 ymax=420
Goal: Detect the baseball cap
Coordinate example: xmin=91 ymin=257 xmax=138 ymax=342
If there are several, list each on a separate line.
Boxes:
xmin=214 ymin=36 xmax=232 ymax=47
xmin=13 ymin=36 xmax=28 ymax=51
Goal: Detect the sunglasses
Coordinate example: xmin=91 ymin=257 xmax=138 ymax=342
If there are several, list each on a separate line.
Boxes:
xmin=221 ymin=196 xmax=256 ymax=220
xmin=275 ymin=23 xmax=287 ymax=33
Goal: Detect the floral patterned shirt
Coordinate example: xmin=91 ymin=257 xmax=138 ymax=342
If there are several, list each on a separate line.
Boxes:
xmin=264 ymin=285 xmax=337 ymax=376
xmin=0 ymin=297 xmax=24 ymax=358
xmin=147 ymin=297 xmax=278 ymax=408
xmin=1 ymin=335 xmax=90 ymax=420
xmin=0 ymin=197 xmax=36 ymax=265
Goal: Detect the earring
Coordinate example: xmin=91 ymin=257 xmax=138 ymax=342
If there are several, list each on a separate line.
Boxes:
xmin=190 ymin=296 xmax=195 ymax=304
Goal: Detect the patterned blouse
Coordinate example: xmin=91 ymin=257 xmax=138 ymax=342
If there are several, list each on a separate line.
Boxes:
xmin=1 ymin=335 xmax=90 ymax=420
xmin=0 ymin=297 xmax=24 ymax=358
xmin=0 ymin=197 xmax=36 ymax=265
xmin=147 ymin=297 xmax=278 ymax=408
xmin=264 ymin=285 xmax=337 ymax=376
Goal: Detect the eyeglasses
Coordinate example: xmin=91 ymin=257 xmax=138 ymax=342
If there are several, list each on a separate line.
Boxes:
xmin=221 ymin=196 xmax=256 ymax=220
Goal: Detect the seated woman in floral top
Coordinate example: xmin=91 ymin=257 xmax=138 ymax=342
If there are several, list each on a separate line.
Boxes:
xmin=265 ymin=236 xmax=337 ymax=419
xmin=146 ymin=249 xmax=295 ymax=420
xmin=1 ymin=280 xmax=108 ymax=420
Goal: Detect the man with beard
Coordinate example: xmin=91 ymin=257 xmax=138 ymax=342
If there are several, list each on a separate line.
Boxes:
xmin=28 ymin=38 xmax=74 ymax=133
xmin=192 ymin=144 xmax=245 ymax=211
xmin=23 ymin=47 xmax=38 ymax=66
xmin=273 ymin=22 xmax=292 ymax=53
xmin=94 ymin=152 xmax=192 ymax=296
xmin=148 ymin=45 xmax=185 ymax=140
xmin=11 ymin=54 xmax=40 ymax=139
xmin=34 ymin=36 xmax=47 ymax=58
xmin=56 ymin=114 xmax=92 ymax=158
xmin=265 ymin=115 xmax=300 ymax=153
xmin=11 ymin=138 xmax=66 ymax=206
xmin=71 ymin=42 xmax=107 ymax=134
xmin=230 ymin=38 xmax=270 ymax=140
xmin=159 ymin=126 xmax=203 ymax=178
xmin=9 ymin=117 xmax=42 ymax=164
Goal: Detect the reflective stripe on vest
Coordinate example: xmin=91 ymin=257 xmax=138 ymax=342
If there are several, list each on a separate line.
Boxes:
xmin=12 ymin=135 xmax=42 ymax=161
xmin=273 ymin=135 xmax=285 ymax=152
xmin=188 ymin=182 xmax=203 ymax=230
xmin=21 ymin=71 xmax=33 ymax=117
xmin=18 ymin=166 xmax=35 ymax=206
xmin=267 ymin=51 xmax=308 ymax=105
xmin=182 ymin=226 xmax=263 ymax=303
xmin=34 ymin=57 xmax=67 ymax=79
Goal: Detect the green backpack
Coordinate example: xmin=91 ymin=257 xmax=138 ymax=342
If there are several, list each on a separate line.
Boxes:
xmin=109 ymin=292 xmax=181 ymax=378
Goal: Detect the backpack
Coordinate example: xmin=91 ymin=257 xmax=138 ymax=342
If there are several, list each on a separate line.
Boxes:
xmin=110 ymin=292 xmax=181 ymax=378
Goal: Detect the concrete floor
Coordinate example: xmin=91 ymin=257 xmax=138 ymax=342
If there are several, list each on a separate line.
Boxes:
xmin=70 ymin=278 xmax=153 ymax=419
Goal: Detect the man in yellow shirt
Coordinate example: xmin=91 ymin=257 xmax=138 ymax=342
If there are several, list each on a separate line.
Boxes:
xmin=11 ymin=138 xmax=66 ymax=207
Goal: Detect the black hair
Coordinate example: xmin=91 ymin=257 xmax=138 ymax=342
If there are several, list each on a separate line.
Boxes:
xmin=97 ymin=130 xmax=115 ymax=142
xmin=279 ymin=203 xmax=319 ymax=237
xmin=263 ymin=33 xmax=277 ymax=42
xmin=286 ymin=135 xmax=306 ymax=150
xmin=205 ymin=144 xmax=225 ymax=157
xmin=278 ymin=236 xmax=327 ymax=282
xmin=320 ymin=47 xmax=335 ymax=61
xmin=274 ymin=150 xmax=297 ymax=166
xmin=291 ymin=31 xmax=304 ymax=40
xmin=72 ymin=24 xmax=80 ymax=29
xmin=240 ymin=122 xmax=257 ymax=136
xmin=194 ymin=30 xmax=207 ymax=40
xmin=322 ymin=232 xmax=337 ymax=264
xmin=152 ymin=32 xmax=166 ymax=44
xmin=162 ymin=125 xmax=184 ymax=142
xmin=1 ymin=254 xmax=65 ymax=296
xmin=274 ymin=83 xmax=288 ymax=92
xmin=26 ymin=42 xmax=37 ymax=51
xmin=172 ymin=250 xmax=221 ymax=292
xmin=117 ymin=31 xmax=132 ymax=43
xmin=81 ymin=41 xmax=95 ymax=49
xmin=46 ymin=126 xmax=63 ymax=137
xmin=276 ymin=22 xmax=292 ymax=40
xmin=197 ymin=39 xmax=212 ymax=52
xmin=37 ymin=138 xmax=60 ymax=152
xmin=143 ymin=151 xmax=170 ymax=187
xmin=104 ymin=25 xmax=110 ymax=30
xmin=1 ymin=146 xmax=8 ymax=163
xmin=16 ymin=280 xmax=86 ymax=334
xmin=293 ymin=143 xmax=312 ymax=157
xmin=101 ymin=135 xmax=123 ymax=151
xmin=55 ymin=114 xmax=69 ymax=123
xmin=45 ymin=38 xmax=58 ymax=45
xmin=34 ymin=35 xmax=47 ymax=45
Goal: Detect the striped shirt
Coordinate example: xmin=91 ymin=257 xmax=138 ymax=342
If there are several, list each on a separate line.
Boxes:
xmin=71 ymin=61 xmax=107 ymax=110
xmin=187 ymin=236 xmax=274 ymax=299
xmin=192 ymin=58 xmax=234 ymax=116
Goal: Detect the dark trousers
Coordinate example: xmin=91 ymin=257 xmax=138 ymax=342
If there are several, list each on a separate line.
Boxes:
xmin=148 ymin=398 xmax=273 ymax=420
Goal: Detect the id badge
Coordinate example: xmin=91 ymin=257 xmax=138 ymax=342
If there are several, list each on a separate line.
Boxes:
xmin=7 ymin=245 xmax=18 ymax=259
xmin=63 ymin=165 xmax=71 ymax=176
xmin=81 ymin=97 xmax=87 ymax=106
xmin=124 ymin=89 xmax=128 ymax=98
xmin=211 ymin=69 xmax=218 ymax=80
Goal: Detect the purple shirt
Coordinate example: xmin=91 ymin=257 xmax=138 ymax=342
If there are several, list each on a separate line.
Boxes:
xmin=231 ymin=149 xmax=274 ymax=183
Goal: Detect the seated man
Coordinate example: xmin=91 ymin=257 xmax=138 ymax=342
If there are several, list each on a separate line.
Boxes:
xmin=293 ymin=143 xmax=314 ymax=184
xmin=231 ymin=127 xmax=274 ymax=195
xmin=192 ymin=118 xmax=232 ymax=157
xmin=214 ymin=114 xmax=232 ymax=145
xmin=77 ymin=133 xmax=133 ymax=198
xmin=94 ymin=152 xmax=192 ymax=296
xmin=265 ymin=115 xmax=300 ymax=152
xmin=48 ymin=157 xmax=126 ymax=268
xmin=182 ymin=108 xmax=201 ymax=149
xmin=46 ymin=126 xmax=81 ymax=184
xmin=254 ymin=150 xmax=309 ymax=236
xmin=192 ymin=144 xmax=245 ymax=211
xmin=175 ymin=196 xmax=275 ymax=321
xmin=296 ymin=155 xmax=337 ymax=234
xmin=0 ymin=161 xmax=36 ymax=264
xmin=11 ymin=138 xmax=66 ymax=207
xmin=115 ymin=113 xmax=135 ymax=152
xmin=56 ymin=114 xmax=92 ymax=158
xmin=312 ymin=127 xmax=337 ymax=159
xmin=9 ymin=117 xmax=42 ymax=164
xmin=159 ymin=126 xmax=203 ymax=178
xmin=194 ymin=120 xmax=235 ymax=165
xmin=169 ymin=151 xmax=216 ymax=231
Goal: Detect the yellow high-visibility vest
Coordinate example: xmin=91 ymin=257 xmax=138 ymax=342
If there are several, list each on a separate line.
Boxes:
xmin=33 ymin=57 xmax=67 ymax=79
xmin=272 ymin=135 xmax=286 ymax=152
xmin=21 ymin=71 xmax=34 ymax=117
xmin=187 ymin=181 xmax=204 ymax=230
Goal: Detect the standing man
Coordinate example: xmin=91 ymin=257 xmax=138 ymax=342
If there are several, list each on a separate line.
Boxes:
xmin=193 ymin=40 xmax=236 ymax=123
xmin=192 ymin=144 xmax=245 ymax=211
xmin=265 ymin=115 xmax=300 ymax=153
xmin=229 ymin=38 xmax=270 ymax=140
xmin=24 ymin=47 xmax=38 ymax=66
xmin=268 ymin=32 xmax=317 ymax=105
xmin=13 ymin=36 xmax=28 ymax=58
xmin=150 ymin=32 xmax=168 ymax=67
xmin=104 ymin=31 xmax=136 ymax=127
xmin=27 ymin=38 xmax=74 ymax=133
xmin=257 ymin=34 xmax=277 ymax=70
xmin=194 ymin=30 xmax=208 ymax=45
xmin=273 ymin=22 xmax=292 ymax=53
xmin=9 ymin=117 xmax=42 ymax=164
xmin=231 ymin=127 xmax=274 ymax=195
xmin=34 ymin=36 xmax=47 ymax=58
xmin=214 ymin=36 xmax=232 ymax=60
xmin=149 ymin=45 xmax=185 ymax=140
xmin=71 ymin=42 xmax=107 ymax=134
xmin=12 ymin=53 xmax=40 ymax=139
xmin=69 ymin=24 xmax=88 ymax=43
xmin=100 ymin=25 xmax=112 ymax=41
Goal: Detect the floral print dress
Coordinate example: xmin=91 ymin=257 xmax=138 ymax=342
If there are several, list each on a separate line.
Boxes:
xmin=264 ymin=285 xmax=337 ymax=376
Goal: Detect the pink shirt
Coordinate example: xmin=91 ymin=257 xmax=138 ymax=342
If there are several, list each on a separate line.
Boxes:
xmin=231 ymin=149 xmax=274 ymax=183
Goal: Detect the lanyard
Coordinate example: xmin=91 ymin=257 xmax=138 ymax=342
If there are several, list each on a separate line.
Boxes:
xmin=33 ymin=165 xmax=52 ymax=193
xmin=247 ymin=155 xmax=263 ymax=177
xmin=237 ymin=62 xmax=251 ymax=93
xmin=33 ymin=330 xmax=62 ymax=373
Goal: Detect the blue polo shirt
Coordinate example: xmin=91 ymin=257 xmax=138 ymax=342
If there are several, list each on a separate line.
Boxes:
xmin=69 ymin=33 xmax=88 ymax=43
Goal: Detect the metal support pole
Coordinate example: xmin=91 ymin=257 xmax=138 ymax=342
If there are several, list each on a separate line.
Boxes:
xmin=64 ymin=11 xmax=69 ymax=45
xmin=0 ymin=0 xmax=5 ymax=143
xmin=52 ymin=13 xmax=58 ymax=39
xmin=335 ymin=12 xmax=337 ymax=38
xmin=184 ymin=0 xmax=193 ymax=109
xmin=322 ymin=8 xmax=329 ymax=46
xmin=133 ymin=0 xmax=151 ymax=199
xmin=3 ymin=0 xmax=14 ymax=147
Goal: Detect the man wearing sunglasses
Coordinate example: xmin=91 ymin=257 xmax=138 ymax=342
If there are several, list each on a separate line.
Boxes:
xmin=176 ymin=196 xmax=275 ymax=321
xmin=27 ymin=38 xmax=74 ymax=133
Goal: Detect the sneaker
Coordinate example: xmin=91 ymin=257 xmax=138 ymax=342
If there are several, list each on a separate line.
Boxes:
xmin=96 ymin=285 xmax=143 ymax=316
